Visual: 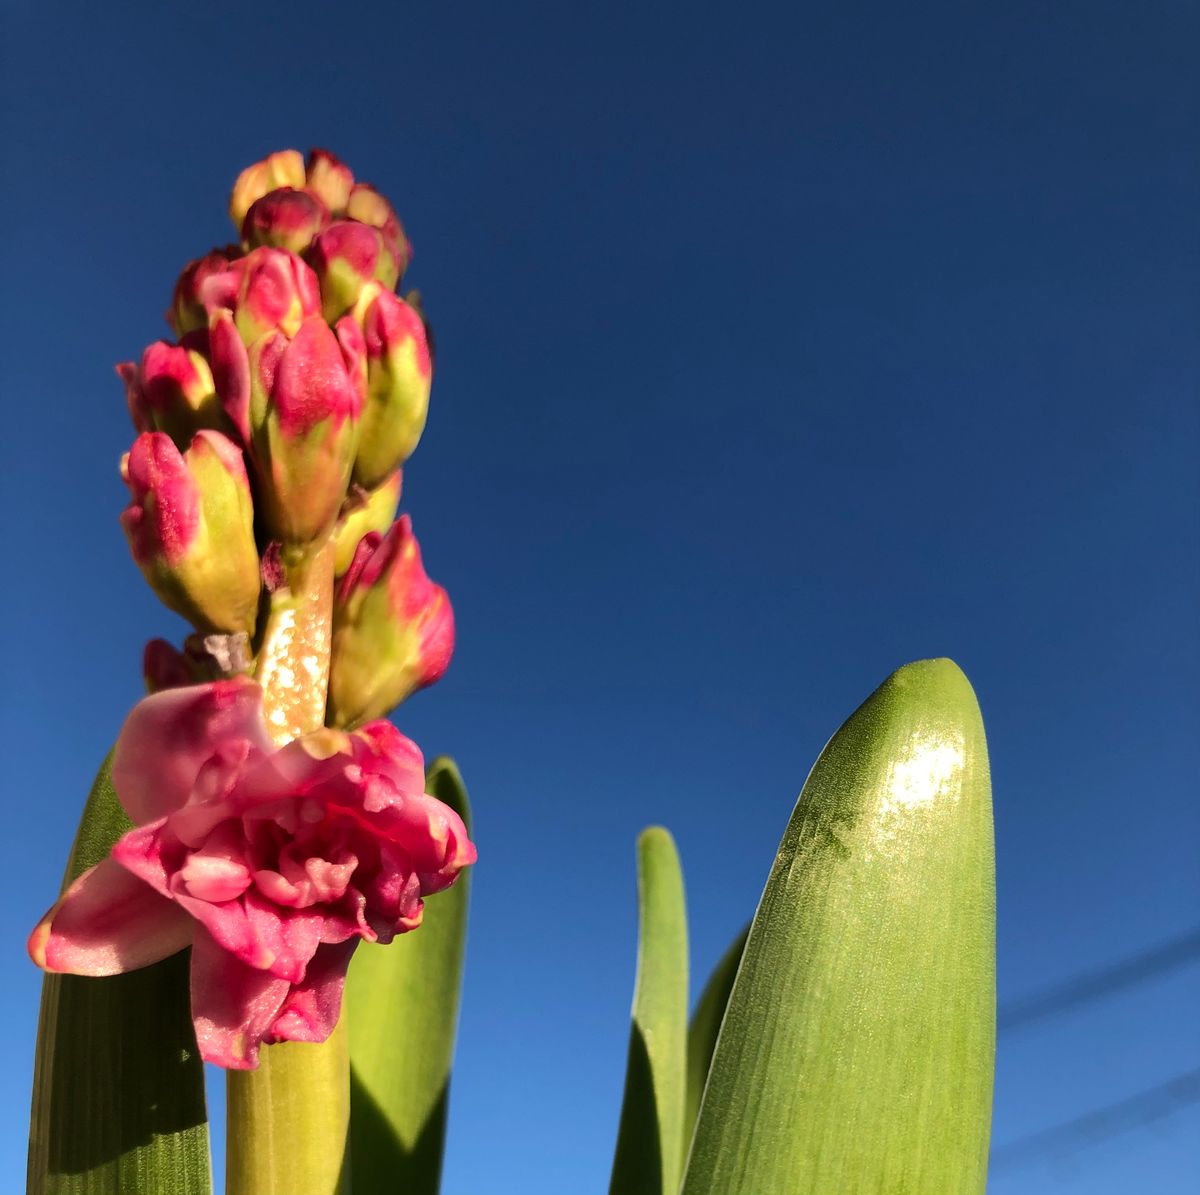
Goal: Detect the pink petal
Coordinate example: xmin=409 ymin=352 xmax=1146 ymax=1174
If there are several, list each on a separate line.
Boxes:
xmin=209 ymin=309 xmax=251 ymax=443
xmin=110 ymin=817 xmax=174 ymax=897
xmin=350 ymin=720 xmax=427 ymax=808
xmin=29 ymin=857 xmax=192 ymax=976
xmin=172 ymin=885 xmax=322 ymax=984
xmin=245 ymin=888 xmax=324 ymax=982
xmin=173 ymin=818 xmax=254 ymax=903
xmin=376 ymin=788 xmax=477 ymax=884
xmin=272 ymin=316 xmax=362 ymax=437
xmin=117 ymin=360 xmax=152 ymax=432
xmin=267 ymin=940 xmax=356 ymax=1046
xmin=143 ymin=638 xmax=194 ymax=692
xmin=251 ymin=842 xmax=357 ymax=909
xmin=228 ymin=729 xmax=361 ymax=820
xmin=177 ymin=852 xmax=252 ymax=903
xmin=112 ymin=677 xmax=271 ymax=824
xmin=334 ymin=312 xmax=367 ymax=394
xmin=189 ymin=926 xmax=290 ymax=1070
xmin=121 ymin=432 xmax=201 ymax=566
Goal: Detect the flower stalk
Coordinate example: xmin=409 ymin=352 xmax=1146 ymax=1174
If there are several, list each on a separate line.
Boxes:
xmin=226 ymin=533 xmax=346 ymax=1195
xmin=225 ymin=1021 xmax=350 ymax=1195
xmin=254 ymin=541 xmax=336 ymax=746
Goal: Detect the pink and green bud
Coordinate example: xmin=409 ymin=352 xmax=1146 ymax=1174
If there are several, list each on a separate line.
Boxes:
xmin=120 ymin=431 xmax=260 ymax=634
xmin=333 ymin=470 xmax=403 ymax=576
xmin=350 ymin=286 xmax=432 ymax=488
xmin=205 ymin=247 xmax=364 ymax=544
xmin=231 ymin=246 xmax=321 ymax=344
xmin=241 ymin=187 xmax=330 ymax=254
xmin=207 ymin=310 xmax=252 ymax=443
xmin=118 ymin=341 xmax=231 ymax=447
xmin=309 ymin=221 xmax=403 ymax=323
xmin=248 ymin=314 xmax=365 ymax=545
xmin=169 ymin=248 xmax=240 ymax=337
xmin=306 ymin=148 xmax=354 ymax=215
xmin=143 ymin=638 xmax=194 ymax=692
xmin=345 ymin=184 xmax=410 ymax=260
xmin=328 ymin=516 xmax=454 ymax=728
xmin=229 ymin=150 xmax=305 ymax=229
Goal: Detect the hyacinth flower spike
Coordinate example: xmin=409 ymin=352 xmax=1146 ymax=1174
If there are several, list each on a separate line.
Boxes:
xmin=29 ymin=146 xmax=464 ymax=1195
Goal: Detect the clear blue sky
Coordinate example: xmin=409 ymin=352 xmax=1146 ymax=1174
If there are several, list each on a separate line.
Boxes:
xmin=3 ymin=2 xmax=1197 ymax=1191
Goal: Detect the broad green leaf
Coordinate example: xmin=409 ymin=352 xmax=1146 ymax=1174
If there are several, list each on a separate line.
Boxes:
xmin=28 ymin=753 xmax=211 ymax=1195
xmin=684 ymin=925 xmax=748 ymax=1148
xmin=345 ymin=756 xmax=473 ymax=1194
xmin=609 ymin=827 xmax=689 ymax=1195
xmin=682 ymin=658 xmax=995 ymax=1195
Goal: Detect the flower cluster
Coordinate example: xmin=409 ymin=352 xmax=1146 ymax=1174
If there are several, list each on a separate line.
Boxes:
xmin=118 ymin=148 xmax=448 ymax=711
xmin=29 ymin=151 xmax=471 ymax=1071
xmin=30 ymin=679 xmax=475 ymax=1068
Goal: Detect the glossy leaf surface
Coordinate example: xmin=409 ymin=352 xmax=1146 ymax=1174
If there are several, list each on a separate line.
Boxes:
xmin=682 ymin=658 xmax=995 ymax=1195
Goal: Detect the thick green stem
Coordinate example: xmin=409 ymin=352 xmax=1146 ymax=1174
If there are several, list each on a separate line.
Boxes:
xmin=226 ymin=539 xmax=350 ymax=1195
xmin=225 ymin=1021 xmax=349 ymax=1195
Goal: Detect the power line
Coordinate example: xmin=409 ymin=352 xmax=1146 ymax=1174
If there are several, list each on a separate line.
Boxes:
xmin=999 ymin=927 xmax=1200 ymax=1033
xmin=990 ymin=1068 xmax=1200 ymax=1172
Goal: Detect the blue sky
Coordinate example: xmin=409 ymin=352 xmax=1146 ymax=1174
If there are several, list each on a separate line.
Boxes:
xmin=3 ymin=1 xmax=1197 ymax=1191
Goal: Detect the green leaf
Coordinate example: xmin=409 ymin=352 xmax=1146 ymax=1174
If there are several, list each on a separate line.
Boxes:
xmin=684 ymin=925 xmax=748 ymax=1148
xmin=682 ymin=658 xmax=995 ymax=1195
xmin=28 ymin=752 xmax=211 ymax=1195
xmin=345 ymin=755 xmax=473 ymax=1195
xmin=609 ymin=827 xmax=689 ymax=1195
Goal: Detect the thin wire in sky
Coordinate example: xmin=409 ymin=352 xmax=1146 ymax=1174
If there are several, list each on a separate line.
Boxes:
xmin=990 ymin=1068 xmax=1200 ymax=1173
xmin=999 ymin=927 xmax=1200 ymax=1033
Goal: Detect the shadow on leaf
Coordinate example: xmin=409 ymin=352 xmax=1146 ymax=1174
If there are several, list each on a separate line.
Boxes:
xmin=346 ymin=1065 xmax=450 ymax=1195
xmin=31 ymin=952 xmax=209 ymax=1192
xmin=609 ymin=1025 xmax=663 ymax=1195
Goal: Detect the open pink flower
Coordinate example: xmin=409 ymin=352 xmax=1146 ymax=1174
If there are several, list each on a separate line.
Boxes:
xmin=28 ymin=678 xmax=475 ymax=1069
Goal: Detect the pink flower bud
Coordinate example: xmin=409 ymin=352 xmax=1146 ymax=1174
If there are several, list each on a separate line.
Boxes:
xmin=208 ymin=309 xmax=252 ymax=443
xmin=29 ymin=678 xmax=475 ymax=1069
xmin=117 ymin=360 xmax=152 ymax=433
xmin=308 ymin=220 xmax=403 ymax=323
xmin=306 ymin=149 xmax=354 ymax=215
xmin=229 ymin=150 xmax=306 ymax=229
xmin=203 ymin=246 xmax=363 ymax=545
xmin=118 ymin=341 xmax=232 ymax=447
xmin=120 ymin=431 xmax=260 ymax=634
xmin=169 ymin=248 xmax=240 ymax=337
xmin=350 ymin=287 xmax=432 ymax=488
xmin=328 ymin=516 xmax=454 ymax=728
xmin=248 ymin=314 xmax=365 ymax=545
xmin=232 ymin=246 xmax=321 ymax=344
xmin=345 ymin=184 xmax=411 ymax=265
xmin=333 ymin=470 xmax=403 ymax=575
xmin=241 ymin=187 xmax=330 ymax=255
xmin=143 ymin=638 xmax=194 ymax=692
